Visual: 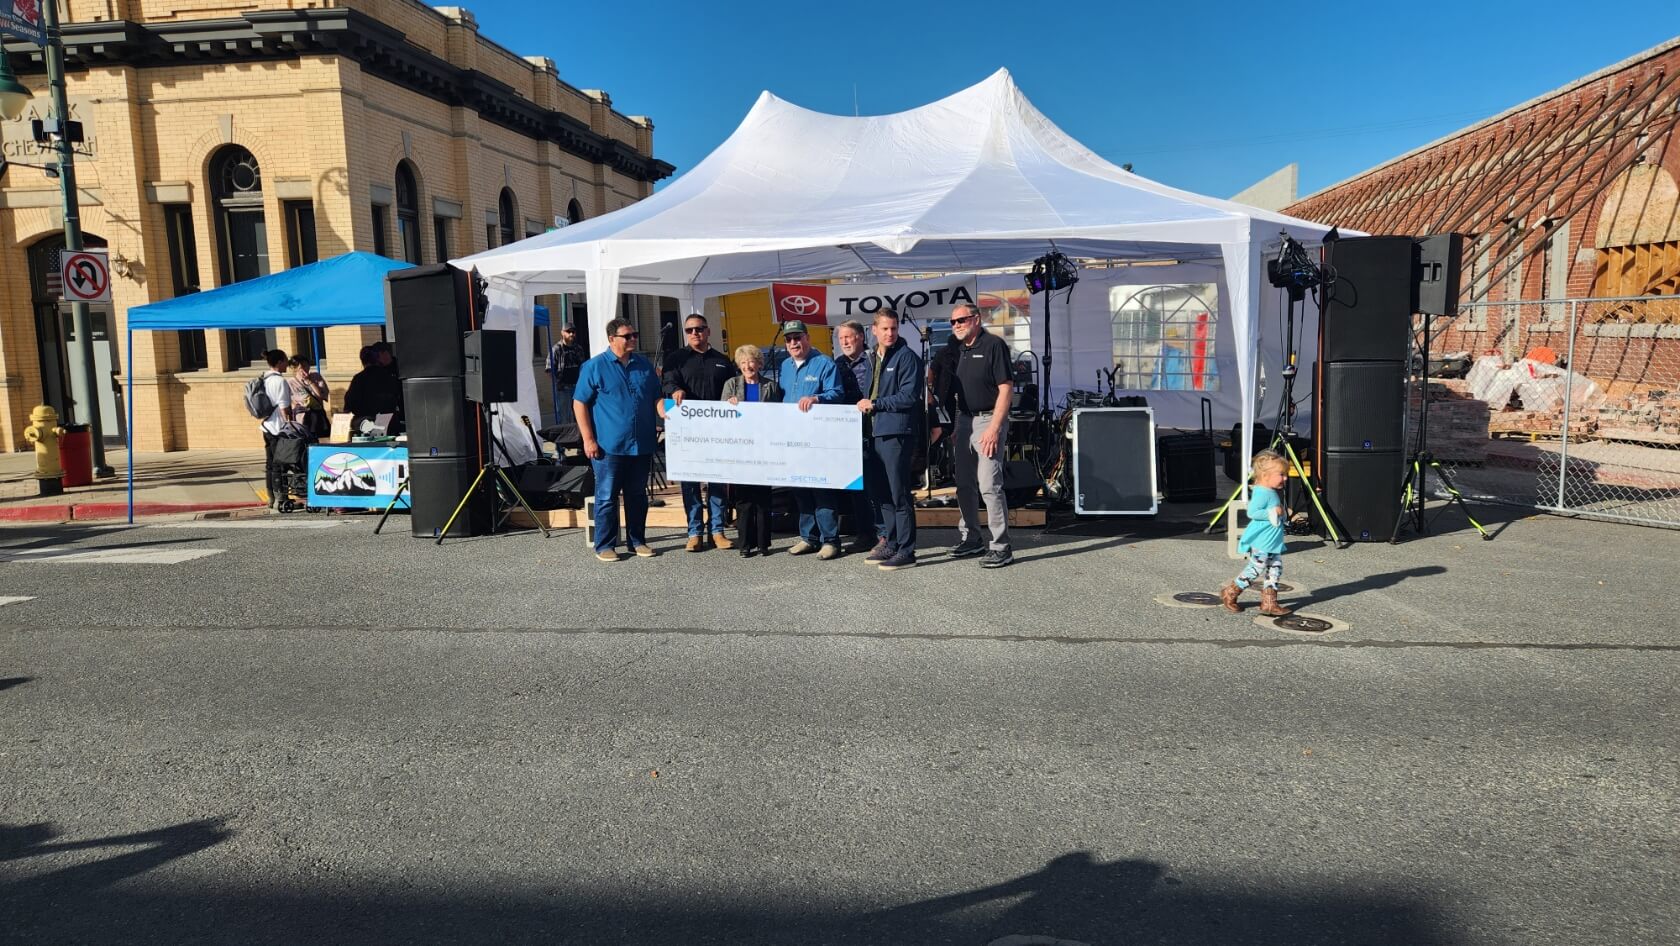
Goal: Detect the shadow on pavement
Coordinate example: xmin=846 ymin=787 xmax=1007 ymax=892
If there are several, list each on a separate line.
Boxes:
xmin=2 ymin=837 xmax=1447 ymax=945
xmin=0 ymin=677 xmax=32 ymax=691
xmin=1304 ymin=565 xmax=1449 ymax=606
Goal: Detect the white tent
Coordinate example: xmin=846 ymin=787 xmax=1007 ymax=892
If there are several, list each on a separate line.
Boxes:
xmin=457 ymin=69 xmax=1337 ymax=468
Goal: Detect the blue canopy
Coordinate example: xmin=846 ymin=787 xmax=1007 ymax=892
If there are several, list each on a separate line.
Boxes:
xmin=127 ymin=252 xmax=414 ymax=330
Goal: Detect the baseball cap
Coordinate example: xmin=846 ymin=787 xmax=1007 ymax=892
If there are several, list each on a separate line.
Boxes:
xmin=781 ymin=320 xmax=809 ymax=336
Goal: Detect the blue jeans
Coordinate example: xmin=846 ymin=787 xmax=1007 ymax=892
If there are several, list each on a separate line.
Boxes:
xmin=851 ymin=439 xmax=881 ymax=543
xmin=591 ymin=453 xmax=651 ymax=553
xmin=682 ymin=481 xmax=729 ymax=537
xmin=794 ymin=488 xmax=838 ymax=546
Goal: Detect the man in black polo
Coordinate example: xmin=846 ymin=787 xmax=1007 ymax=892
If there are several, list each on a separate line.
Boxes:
xmin=947 ymin=303 xmax=1014 ymax=568
xmin=662 ymin=313 xmax=739 ymax=551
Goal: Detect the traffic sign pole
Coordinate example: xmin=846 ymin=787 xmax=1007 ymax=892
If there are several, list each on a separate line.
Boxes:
xmin=44 ymin=0 xmax=111 ymax=475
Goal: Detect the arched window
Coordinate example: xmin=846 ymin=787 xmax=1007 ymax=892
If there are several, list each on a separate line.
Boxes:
xmin=210 ymin=145 xmax=272 ymax=366
xmin=566 ymin=198 xmax=583 ymax=225
xmin=498 ymin=188 xmax=518 ymax=247
xmin=395 ymin=161 xmax=422 ymax=264
xmin=1108 ymin=283 xmax=1220 ymax=392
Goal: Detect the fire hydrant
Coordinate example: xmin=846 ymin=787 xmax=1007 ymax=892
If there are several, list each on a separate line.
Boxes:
xmin=23 ymin=405 xmax=66 ymax=497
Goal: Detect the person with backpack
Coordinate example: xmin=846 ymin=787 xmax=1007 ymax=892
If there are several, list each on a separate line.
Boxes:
xmin=246 ymin=349 xmax=294 ymax=511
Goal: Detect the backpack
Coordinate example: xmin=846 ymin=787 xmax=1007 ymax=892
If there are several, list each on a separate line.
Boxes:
xmin=243 ymin=371 xmax=277 ymax=419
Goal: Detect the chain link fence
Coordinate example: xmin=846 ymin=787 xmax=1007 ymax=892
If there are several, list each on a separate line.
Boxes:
xmin=1414 ymin=296 xmax=1680 ymax=528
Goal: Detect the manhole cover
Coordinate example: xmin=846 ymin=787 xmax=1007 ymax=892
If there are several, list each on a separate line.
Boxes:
xmin=1273 ymin=614 xmax=1335 ymax=633
xmin=1172 ymin=591 xmax=1222 ymax=606
xmin=1273 ymin=582 xmax=1297 ymax=593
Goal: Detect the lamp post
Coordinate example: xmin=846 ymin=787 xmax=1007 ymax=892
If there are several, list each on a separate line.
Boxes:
xmin=0 ymin=45 xmax=29 ymax=121
xmin=39 ymin=1 xmax=112 ymax=475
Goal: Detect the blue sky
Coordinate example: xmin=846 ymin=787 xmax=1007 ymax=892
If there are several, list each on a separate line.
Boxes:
xmin=469 ymin=1 xmax=1675 ymax=202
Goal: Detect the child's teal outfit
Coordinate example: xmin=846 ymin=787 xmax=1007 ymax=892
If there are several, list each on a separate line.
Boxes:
xmin=1235 ymin=485 xmax=1286 ymax=590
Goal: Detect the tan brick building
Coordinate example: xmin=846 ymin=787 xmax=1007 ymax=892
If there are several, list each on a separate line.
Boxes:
xmin=0 ymin=0 xmax=671 ymax=452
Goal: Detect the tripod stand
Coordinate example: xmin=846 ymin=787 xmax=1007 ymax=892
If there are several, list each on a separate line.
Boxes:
xmin=1205 ymin=274 xmax=1349 ymax=549
xmin=1391 ymin=313 xmax=1490 ymax=542
xmin=434 ymin=404 xmax=552 ymax=545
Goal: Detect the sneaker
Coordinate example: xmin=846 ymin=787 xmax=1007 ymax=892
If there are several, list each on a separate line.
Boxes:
xmin=949 ymin=537 xmax=986 ymax=558
xmin=864 ymin=539 xmax=893 ymax=562
xmin=633 ymin=544 xmax=658 ymax=558
xmin=711 ymin=532 xmax=735 ymax=550
xmin=596 ymin=550 xmax=620 ymax=563
xmin=787 ymin=540 xmax=818 ymax=556
xmin=979 ymin=548 xmax=1013 ymax=568
xmin=878 ymin=550 xmax=917 ymax=571
xmin=818 ymin=543 xmax=841 ymax=560
xmin=685 ymin=536 xmax=705 ymax=553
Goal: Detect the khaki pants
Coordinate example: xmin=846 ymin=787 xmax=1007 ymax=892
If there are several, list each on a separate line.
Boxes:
xmin=954 ymin=412 xmax=1009 ymax=551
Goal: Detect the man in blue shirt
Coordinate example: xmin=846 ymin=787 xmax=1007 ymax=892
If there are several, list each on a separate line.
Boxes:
xmin=776 ymin=319 xmax=846 ymax=559
xmin=573 ymin=318 xmax=661 ymax=562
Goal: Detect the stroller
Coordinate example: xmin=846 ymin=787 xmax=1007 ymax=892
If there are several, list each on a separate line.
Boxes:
xmin=271 ymin=429 xmax=315 ymax=513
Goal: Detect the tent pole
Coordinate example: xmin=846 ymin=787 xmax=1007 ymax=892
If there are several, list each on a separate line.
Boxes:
xmin=126 ymin=328 xmax=134 ymax=524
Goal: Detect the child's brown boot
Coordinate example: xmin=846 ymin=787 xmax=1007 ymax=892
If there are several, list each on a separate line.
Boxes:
xmin=1220 ymin=581 xmax=1243 ymax=613
xmin=1258 ymin=587 xmax=1292 ymax=617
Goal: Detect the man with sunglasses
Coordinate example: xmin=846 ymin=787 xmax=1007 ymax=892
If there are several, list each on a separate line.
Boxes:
xmin=947 ymin=303 xmax=1014 ymax=568
xmin=661 ymin=313 xmax=739 ymax=552
xmin=574 ymin=318 xmax=661 ymax=562
xmin=776 ymin=319 xmax=846 ymax=559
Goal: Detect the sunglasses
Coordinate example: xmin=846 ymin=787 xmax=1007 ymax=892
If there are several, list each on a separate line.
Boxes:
xmin=613 ymin=332 xmax=640 ymax=340
xmin=785 ymin=333 xmax=806 ymax=341
xmin=684 ymin=326 xmax=708 ymax=334
xmin=950 ymin=316 xmax=977 ymax=325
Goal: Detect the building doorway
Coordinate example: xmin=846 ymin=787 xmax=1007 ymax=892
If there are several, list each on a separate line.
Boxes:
xmin=27 ymin=235 xmax=126 ymax=446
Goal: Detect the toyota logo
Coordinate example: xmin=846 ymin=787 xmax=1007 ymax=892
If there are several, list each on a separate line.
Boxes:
xmin=780 ymin=294 xmax=821 ymax=317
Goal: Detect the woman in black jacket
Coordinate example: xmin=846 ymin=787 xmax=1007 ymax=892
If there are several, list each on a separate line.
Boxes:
xmin=721 ymin=344 xmax=783 ymax=557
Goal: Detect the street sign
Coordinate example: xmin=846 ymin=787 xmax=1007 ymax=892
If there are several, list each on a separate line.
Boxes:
xmin=61 ymin=249 xmax=111 ymax=303
xmin=1 ymin=0 xmax=45 ymax=46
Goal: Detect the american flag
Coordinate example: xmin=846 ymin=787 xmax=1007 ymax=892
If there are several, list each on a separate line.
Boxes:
xmin=43 ymin=247 xmax=61 ymax=299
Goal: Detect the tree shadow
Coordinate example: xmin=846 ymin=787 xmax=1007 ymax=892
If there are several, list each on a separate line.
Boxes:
xmin=2 ymin=818 xmax=232 ymax=931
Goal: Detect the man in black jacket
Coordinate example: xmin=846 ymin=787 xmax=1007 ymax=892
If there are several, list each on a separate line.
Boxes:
xmin=857 ymin=309 xmax=924 ymax=570
xmin=661 ymin=313 xmax=739 ymax=551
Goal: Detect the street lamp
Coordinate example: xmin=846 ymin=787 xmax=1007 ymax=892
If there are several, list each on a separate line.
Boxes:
xmin=0 ymin=45 xmax=31 ymax=121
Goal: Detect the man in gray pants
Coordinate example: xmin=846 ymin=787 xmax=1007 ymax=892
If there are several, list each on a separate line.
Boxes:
xmin=944 ymin=303 xmax=1014 ymax=568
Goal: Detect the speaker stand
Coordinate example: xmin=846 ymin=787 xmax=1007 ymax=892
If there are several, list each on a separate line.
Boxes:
xmin=1391 ymin=313 xmax=1490 ymax=542
xmin=435 ymin=406 xmax=553 ymax=545
xmin=1204 ymin=431 xmax=1348 ymax=548
xmin=373 ymin=478 xmax=410 ymax=535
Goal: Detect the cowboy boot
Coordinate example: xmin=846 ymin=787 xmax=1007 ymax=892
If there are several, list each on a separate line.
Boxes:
xmin=1220 ymin=581 xmax=1243 ymax=613
xmin=1259 ymin=587 xmax=1293 ymax=617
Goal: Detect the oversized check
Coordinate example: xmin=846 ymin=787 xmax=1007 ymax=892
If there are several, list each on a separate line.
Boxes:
xmin=663 ymin=399 xmax=863 ymax=490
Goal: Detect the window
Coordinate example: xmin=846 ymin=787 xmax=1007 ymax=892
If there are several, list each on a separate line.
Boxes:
xmin=433 ymin=215 xmax=451 ymax=262
xmin=566 ymin=198 xmax=583 ymax=225
xmin=163 ymin=204 xmax=207 ymax=372
xmin=395 ymin=162 xmax=422 ymax=264
xmin=1541 ymin=220 xmax=1570 ymax=323
xmin=1108 ymin=283 xmax=1221 ymax=392
xmin=209 ymin=145 xmax=273 ymax=368
xmin=485 ymin=223 xmax=497 ymax=250
xmin=284 ymin=200 xmax=324 ymax=367
xmin=372 ymin=204 xmax=389 ymax=258
xmin=498 ymin=188 xmax=517 ymax=247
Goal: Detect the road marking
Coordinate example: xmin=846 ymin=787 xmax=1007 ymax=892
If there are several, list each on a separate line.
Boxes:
xmin=0 ymin=596 xmax=36 ymax=606
xmin=153 ymin=520 xmax=341 ymax=530
xmin=0 ymin=548 xmax=226 ymax=565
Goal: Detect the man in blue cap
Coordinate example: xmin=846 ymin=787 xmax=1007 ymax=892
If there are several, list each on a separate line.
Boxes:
xmin=776 ymin=319 xmax=845 ymax=559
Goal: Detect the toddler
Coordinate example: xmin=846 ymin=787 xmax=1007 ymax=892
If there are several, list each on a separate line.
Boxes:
xmin=1221 ymin=450 xmax=1292 ymax=616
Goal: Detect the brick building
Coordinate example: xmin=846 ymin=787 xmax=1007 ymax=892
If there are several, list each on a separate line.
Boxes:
xmin=1285 ymin=37 xmax=1680 ymax=389
xmin=0 ymin=0 xmax=671 ymax=452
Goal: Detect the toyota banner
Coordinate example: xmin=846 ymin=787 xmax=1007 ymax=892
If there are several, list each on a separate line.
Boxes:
xmin=770 ymin=274 xmax=979 ymax=327
xmin=1 ymin=0 xmax=44 ymax=45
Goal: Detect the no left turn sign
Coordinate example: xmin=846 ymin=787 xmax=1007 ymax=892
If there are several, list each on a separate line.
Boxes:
xmin=62 ymin=250 xmax=112 ymax=303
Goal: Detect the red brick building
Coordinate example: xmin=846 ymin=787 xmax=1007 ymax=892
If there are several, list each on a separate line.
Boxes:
xmin=1286 ymin=37 xmax=1680 ymax=389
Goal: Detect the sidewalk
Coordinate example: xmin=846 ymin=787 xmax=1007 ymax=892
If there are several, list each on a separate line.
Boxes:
xmin=0 ymin=449 xmax=268 ymax=522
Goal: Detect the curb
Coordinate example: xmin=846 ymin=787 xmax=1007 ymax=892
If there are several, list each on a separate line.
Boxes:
xmin=0 ymin=501 xmax=264 ymax=523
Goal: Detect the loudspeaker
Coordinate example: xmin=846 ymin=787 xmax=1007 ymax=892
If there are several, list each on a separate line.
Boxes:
xmin=1157 ymin=432 xmax=1217 ymax=502
xmin=402 ymin=377 xmax=477 ymax=458
xmin=1415 ymin=232 xmax=1464 ymax=317
xmin=407 ymin=455 xmax=490 ymax=538
xmin=511 ymin=462 xmax=593 ymax=510
xmin=1321 ymin=236 xmax=1415 ymax=362
xmin=387 ymin=265 xmax=470 ymax=379
xmin=1321 ymin=361 xmax=1405 ymax=453
xmin=1319 ymin=450 xmax=1404 ymax=542
xmin=463 ymin=330 xmax=518 ymax=403
xmin=1002 ymin=458 xmax=1042 ymax=506
xmin=1071 ymin=407 xmax=1157 ymax=515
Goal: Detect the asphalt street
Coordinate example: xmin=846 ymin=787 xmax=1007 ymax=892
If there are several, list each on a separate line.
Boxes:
xmin=1 ymin=508 xmax=1675 ymax=945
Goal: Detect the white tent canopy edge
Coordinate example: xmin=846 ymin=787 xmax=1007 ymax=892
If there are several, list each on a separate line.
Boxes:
xmin=456 ymin=69 xmax=1340 ymax=477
